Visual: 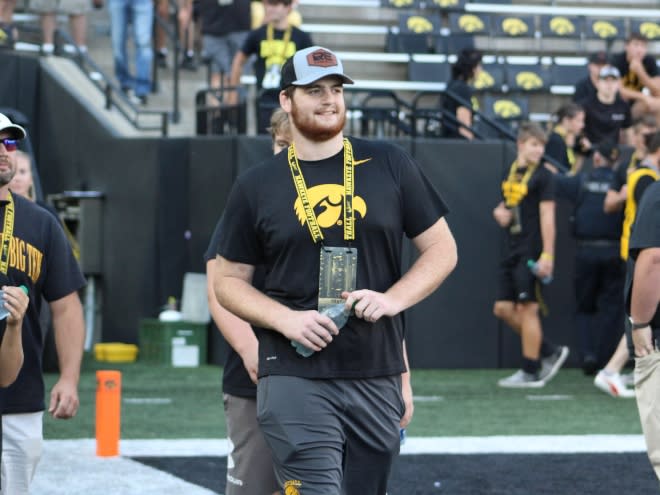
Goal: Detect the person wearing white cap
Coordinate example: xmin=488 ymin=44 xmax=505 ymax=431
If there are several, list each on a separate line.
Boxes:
xmin=215 ymin=46 xmax=457 ymax=494
xmin=0 ymin=113 xmax=86 ymax=495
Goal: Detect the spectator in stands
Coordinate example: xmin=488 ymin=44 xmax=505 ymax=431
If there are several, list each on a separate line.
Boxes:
xmin=604 ymin=115 xmax=657 ymax=214
xmin=611 ymin=32 xmax=660 ymax=120
xmin=0 ymin=0 xmax=18 ymax=47
xmin=544 ymin=102 xmax=586 ymax=174
xmin=628 ymin=153 xmax=660 ymax=482
xmin=573 ymin=51 xmax=609 ymax=103
xmin=578 ymin=65 xmax=632 ymax=149
xmin=0 ymin=112 xmax=86 ymax=495
xmin=554 ymin=140 xmax=625 ymax=376
xmin=198 ymin=0 xmax=251 ymax=90
xmin=30 ymin=0 xmax=88 ymax=55
xmin=227 ymin=0 xmax=312 ymax=133
xmin=156 ymin=0 xmax=198 ymax=71
xmin=441 ymin=49 xmax=482 ymax=140
xmin=493 ymin=122 xmax=569 ymax=388
xmin=109 ymin=0 xmax=154 ymax=105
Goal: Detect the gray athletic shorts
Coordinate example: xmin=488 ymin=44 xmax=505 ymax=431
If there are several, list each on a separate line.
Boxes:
xmin=257 ymin=375 xmax=404 ymax=495
xmin=223 ymin=393 xmax=279 ymax=495
xmin=202 ymin=31 xmax=247 ymax=76
xmin=30 ymin=0 xmax=88 ymax=15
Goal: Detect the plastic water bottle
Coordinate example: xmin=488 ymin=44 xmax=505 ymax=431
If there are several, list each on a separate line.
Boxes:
xmin=400 ymin=428 xmax=406 ymax=445
xmin=527 ymin=259 xmax=553 ymax=284
xmin=159 ymin=296 xmax=182 ymax=322
xmin=0 ymin=285 xmax=28 ymax=320
xmin=291 ymin=303 xmax=351 ymax=358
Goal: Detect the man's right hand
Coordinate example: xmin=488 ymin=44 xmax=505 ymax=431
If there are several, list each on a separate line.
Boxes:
xmin=277 ymin=310 xmax=339 ymax=352
xmin=493 ymin=203 xmax=512 ymax=227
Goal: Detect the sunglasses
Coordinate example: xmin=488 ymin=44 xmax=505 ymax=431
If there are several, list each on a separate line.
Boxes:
xmin=0 ymin=139 xmax=17 ymax=152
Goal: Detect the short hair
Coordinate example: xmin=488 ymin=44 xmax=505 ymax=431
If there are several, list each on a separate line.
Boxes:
xmin=627 ymin=31 xmax=648 ymax=43
xmin=451 ymin=49 xmax=482 ymax=81
xmin=262 ymin=0 xmax=293 ymax=5
xmin=518 ymin=122 xmax=547 ymax=144
xmin=644 ymin=130 xmax=660 ymax=154
xmin=268 ymin=108 xmax=291 ymax=141
xmin=554 ymin=102 xmax=583 ymax=123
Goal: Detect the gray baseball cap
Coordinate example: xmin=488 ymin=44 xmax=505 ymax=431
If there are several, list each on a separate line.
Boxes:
xmin=280 ymin=46 xmax=354 ymax=90
xmin=0 ymin=113 xmax=26 ymax=140
xmin=599 ymin=65 xmax=621 ymax=79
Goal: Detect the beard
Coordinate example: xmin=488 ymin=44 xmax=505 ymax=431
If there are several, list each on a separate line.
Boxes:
xmin=290 ymin=99 xmax=346 ymax=142
xmin=0 ymin=158 xmax=14 ymax=186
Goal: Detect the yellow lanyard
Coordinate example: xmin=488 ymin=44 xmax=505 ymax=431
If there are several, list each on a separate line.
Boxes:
xmin=287 ymin=139 xmax=355 ymax=243
xmin=627 ymin=150 xmax=640 ymax=174
xmin=0 ymin=192 xmax=14 ymax=275
xmin=266 ymin=24 xmax=292 ymax=63
xmin=502 ymin=160 xmax=537 ymax=207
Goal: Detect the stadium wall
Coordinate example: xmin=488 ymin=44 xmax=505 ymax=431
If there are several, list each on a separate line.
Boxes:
xmin=0 ymin=53 xmax=590 ymax=369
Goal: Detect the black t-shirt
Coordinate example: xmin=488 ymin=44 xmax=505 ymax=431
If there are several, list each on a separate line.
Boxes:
xmin=610 ymin=148 xmax=641 ymax=192
xmin=611 ymin=52 xmax=659 ymax=93
xmin=217 ymin=138 xmax=448 ymax=379
xmin=626 ymin=180 xmax=660 ymax=326
xmin=240 ymin=25 xmax=313 ymax=89
xmin=573 ymin=76 xmax=596 ymax=102
xmin=544 ymin=131 xmax=571 ymax=171
xmin=502 ymin=163 xmax=555 ymax=256
xmin=197 ymin=0 xmax=251 ymax=37
xmin=204 ymin=216 xmax=262 ymax=398
xmin=578 ymin=93 xmax=632 ymax=146
xmin=441 ymin=79 xmax=474 ymax=139
xmin=0 ymin=194 xmax=86 ymax=414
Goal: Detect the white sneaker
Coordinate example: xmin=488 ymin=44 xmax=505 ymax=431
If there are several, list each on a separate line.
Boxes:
xmin=594 ymin=370 xmax=636 ymax=398
xmin=497 ymin=369 xmax=545 ymax=388
xmin=620 ymin=372 xmax=635 ymax=387
xmin=539 ymin=346 xmax=570 ymax=384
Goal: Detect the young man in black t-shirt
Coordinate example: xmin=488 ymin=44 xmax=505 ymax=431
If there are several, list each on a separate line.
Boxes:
xmin=215 ymin=46 xmax=457 ymax=494
xmin=493 ymin=122 xmax=569 ymax=388
xmin=0 ymin=113 xmax=86 ymax=494
xmin=610 ymin=32 xmax=660 ymax=120
xmin=227 ymin=0 xmax=312 ymax=133
xmin=578 ymin=65 xmax=632 ymax=148
xmin=627 ymin=179 xmax=660 ymax=481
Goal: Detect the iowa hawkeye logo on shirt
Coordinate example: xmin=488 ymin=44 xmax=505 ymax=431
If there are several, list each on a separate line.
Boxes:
xmin=3 ymin=235 xmax=43 ymax=283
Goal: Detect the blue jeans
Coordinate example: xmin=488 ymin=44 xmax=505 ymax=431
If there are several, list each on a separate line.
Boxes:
xmin=109 ymin=0 xmax=153 ymax=97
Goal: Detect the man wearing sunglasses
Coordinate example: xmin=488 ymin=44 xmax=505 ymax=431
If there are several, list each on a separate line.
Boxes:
xmin=0 ymin=113 xmax=86 ymax=495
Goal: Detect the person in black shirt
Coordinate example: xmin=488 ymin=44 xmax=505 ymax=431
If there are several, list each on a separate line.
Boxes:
xmin=441 ymin=49 xmax=482 ymax=140
xmin=493 ymin=122 xmax=569 ymax=388
xmin=604 ymin=114 xmax=656 ymax=214
xmin=544 ymin=102 xmax=586 ymax=174
xmin=574 ymin=51 xmax=609 ymax=103
xmin=610 ymin=32 xmax=660 ymax=120
xmin=579 ymin=65 xmax=632 ymax=149
xmin=215 ymin=46 xmax=457 ymax=494
xmin=627 ymin=179 xmax=660 ymax=481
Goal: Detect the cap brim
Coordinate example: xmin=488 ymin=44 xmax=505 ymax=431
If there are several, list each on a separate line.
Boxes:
xmin=0 ymin=124 xmax=26 ymax=140
xmin=292 ymin=73 xmax=355 ymax=87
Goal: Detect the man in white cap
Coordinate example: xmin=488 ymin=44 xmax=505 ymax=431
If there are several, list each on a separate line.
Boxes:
xmin=215 ymin=46 xmax=457 ymax=494
xmin=0 ymin=113 xmax=86 ymax=495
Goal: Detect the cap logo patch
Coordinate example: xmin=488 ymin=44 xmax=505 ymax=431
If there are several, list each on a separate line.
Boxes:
xmin=307 ymin=49 xmax=337 ymax=68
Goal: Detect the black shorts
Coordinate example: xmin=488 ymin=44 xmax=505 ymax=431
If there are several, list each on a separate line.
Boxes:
xmin=497 ymin=252 xmax=542 ymax=303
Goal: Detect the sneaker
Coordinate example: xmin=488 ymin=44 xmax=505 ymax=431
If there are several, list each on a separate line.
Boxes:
xmin=539 ymin=345 xmax=569 ymax=384
xmin=156 ymin=49 xmax=168 ymax=68
xmin=180 ymin=54 xmax=197 ymax=71
xmin=594 ymin=370 xmax=636 ymax=398
xmin=497 ymin=369 xmax=545 ymax=388
xmin=620 ymin=372 xmax=635 ymax=387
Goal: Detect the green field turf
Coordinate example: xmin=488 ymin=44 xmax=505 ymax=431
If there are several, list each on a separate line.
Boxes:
xmin=43 ymin=356 xmax=642 ymax=440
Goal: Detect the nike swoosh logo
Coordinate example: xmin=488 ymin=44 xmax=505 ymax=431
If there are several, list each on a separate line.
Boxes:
xmin=354 ymin=158 xmax=372 ymax=166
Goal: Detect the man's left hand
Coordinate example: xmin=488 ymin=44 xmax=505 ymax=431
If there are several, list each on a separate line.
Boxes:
xmin=49 ymin=378 xmax=79 ymax=419
xmin=400 ymin=375 xmax=414 ymax=428
xmin=342 ymin=290 xmax=400 ymax=323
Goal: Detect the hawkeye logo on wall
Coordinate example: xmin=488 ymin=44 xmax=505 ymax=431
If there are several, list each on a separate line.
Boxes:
xmin=432 ymin=0 xmax=459 ymax=7
xmin=591 ymin=21 xmax=618 ymax=39
xmin=294 ymin=184 xmax=368 ymax=229
xmin=639 ymin=22 xmax=660 ymax=40
xmin=407 ymin=16 xmax=434 ymax=33
xmin=389 ymin=0 xmax=413 ymax=7
xmin=493 ymin=100 xmax=522 ymax=119
xmin=502 ymin=18 xmax=529 ymax=36
xmin=458 ymin=14 xmax=484 ymax=33
xmin=515 ymin=72 xmax=543 ymax=90
xmin=474 ymin=70 xmax=494 ymax=90
xmin=549 ymin=17 xmax=575 ymax=36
